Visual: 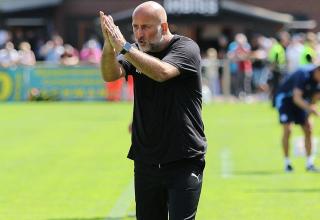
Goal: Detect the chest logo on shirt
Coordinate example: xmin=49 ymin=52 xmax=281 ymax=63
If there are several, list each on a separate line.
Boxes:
xmin=136 ymin=69 xmax=142 ymax=74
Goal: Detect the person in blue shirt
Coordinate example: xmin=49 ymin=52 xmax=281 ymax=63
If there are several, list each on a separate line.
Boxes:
xmin=275 ymin=65 xmax=320 ymax=172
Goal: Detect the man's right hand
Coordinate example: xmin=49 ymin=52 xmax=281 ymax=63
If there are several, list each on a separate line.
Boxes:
xmin=99 ymin=11 xmax=115 ymax=53
xmin=309 ymin=105 xmax=320 ymax=116
xmin=99 ymin=11 xmax=126 ymax=82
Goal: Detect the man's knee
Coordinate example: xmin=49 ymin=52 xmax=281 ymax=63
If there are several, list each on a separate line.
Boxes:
xmin=304 ymin=125 xmax=312 ymax=137
xmin=283 ymin=124 xmax=292 ymax=137
xmin=302 ymin=120 xmax=313 ymax=137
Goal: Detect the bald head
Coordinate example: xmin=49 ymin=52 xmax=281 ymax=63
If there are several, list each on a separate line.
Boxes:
xmin=133 ymin=1 xmax=167 ymax=24
xmin=131 ymin=1 xmax=172 ymax=52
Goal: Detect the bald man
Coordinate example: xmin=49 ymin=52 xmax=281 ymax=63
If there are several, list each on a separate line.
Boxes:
xmin=100 ymin=2 xmax=207 ymax=219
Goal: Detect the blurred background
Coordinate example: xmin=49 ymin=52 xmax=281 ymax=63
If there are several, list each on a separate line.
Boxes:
xmin=1 ymin=0 xmax=320 ymax=102
xmin=1 ymin=1 xmax=320 ymax=220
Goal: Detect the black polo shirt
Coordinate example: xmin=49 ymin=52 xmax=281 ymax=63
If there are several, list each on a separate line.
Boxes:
xmin=119 ymin=35 xmax=207 ymax=165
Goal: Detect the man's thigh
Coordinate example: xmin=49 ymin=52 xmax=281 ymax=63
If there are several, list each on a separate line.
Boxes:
xmin=134 ymin=162 xmax=168 ymax=220
xmin=292 ymin=105 xmax=308 ymax=125
xmin=278 ymin=102 xmax=295 ymax=124
xmin=167 ymin=160 xmax=205 ymax=220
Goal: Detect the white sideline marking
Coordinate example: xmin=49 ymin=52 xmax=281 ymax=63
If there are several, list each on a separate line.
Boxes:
xmin=105 ymin=179 xmax=135 ymax=219
xmin=220 ymin=148 xmax=233 ymax=178
xmin=292 ymin=136 xmax=319 ymax=157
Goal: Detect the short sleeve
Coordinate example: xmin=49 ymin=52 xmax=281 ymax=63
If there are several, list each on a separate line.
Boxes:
xmin=117 ymin=54 xmax=135 ymax=80
xmin=162 ymin=39 xmax=201 ymax=75
xmin=293 ymin=71 xmax=307 ymax=90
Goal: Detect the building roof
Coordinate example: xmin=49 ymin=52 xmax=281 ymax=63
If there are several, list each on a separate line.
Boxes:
xmin=111 ymin=0 xmax=294 ymax=24
xmin=0 ymin=0 xmax=62 ymax=13
xmin=110 ymin=0 xmax=317 ymax=29
xmin=221 ymin=0 xmax=293 ymax=24
xmin=286 ymin=20 xmax=317 ymax=30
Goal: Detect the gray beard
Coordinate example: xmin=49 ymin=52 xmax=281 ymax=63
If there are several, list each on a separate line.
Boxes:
xmin=148 ymin=36 xmax=165 ymax=52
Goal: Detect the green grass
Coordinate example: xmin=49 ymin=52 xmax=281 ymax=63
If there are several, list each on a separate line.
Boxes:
xmin=0 ymin=102 xmax=319 ymax=220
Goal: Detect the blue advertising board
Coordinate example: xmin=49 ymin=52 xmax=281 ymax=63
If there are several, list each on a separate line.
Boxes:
xmin=0 ymin=67 xmax=26 ymax=101
xmin=0 ymin=65 xmax=106 ymax=101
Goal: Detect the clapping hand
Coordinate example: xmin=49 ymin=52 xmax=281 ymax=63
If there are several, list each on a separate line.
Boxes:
xmin=99 ymin=11 xmax=126 ymax=53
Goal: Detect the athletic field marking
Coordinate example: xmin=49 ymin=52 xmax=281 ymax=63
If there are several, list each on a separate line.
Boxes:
xmin=220 ymin=148 xmax=233 ymax=178
xmin=105 ymin=179 xmax=135 ymax=219
xmin=292 ymin=136 xmax=319 ymax=157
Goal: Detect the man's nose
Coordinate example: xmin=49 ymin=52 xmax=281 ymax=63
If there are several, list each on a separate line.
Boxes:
xmin=136 ymin=28 xmax=144 ymax=39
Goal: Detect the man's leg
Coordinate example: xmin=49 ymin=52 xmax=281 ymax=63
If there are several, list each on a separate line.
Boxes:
xmin=301 ymin=118 xmax=312 ymax=158
xmin=301 ymin=118 xmax=318 ymax=171
xmin=282 ymin=123 xmax=293 ymax=171
xmin=166 ymin=160 xmax=204 ymax=220
xmin=134 ymin=162 xmax=168 ymax=220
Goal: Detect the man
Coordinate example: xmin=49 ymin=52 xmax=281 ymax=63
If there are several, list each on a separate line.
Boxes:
xmin=269 ymin=36 xmax=287 ymax=105
xmin=275 ymin=65 xmax=320 ymax=172
xmin=99 ymin=1 xmax=207 ymax=219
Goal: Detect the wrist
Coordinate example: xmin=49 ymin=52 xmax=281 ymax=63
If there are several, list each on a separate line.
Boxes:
xmin=103 ymin=45 xmax=115 ymax=55
xmin=307 ymin=105 xmax=314 ymax=113
xmin=119 ymin=42 xmax=132 ymax=55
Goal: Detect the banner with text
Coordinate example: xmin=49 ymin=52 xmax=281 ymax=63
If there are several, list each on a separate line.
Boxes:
xmin=0 ymin=65 xmax=106 ymax=101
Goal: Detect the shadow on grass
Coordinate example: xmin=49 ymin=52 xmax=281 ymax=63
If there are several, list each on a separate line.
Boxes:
xmin=48 ymin=218 xmax=105 ymax=220
xmin=247 ymin=188 xmax=320 ymax=193
xmin=233 ymin=170 xmax=281 ymax=176
xmin=49 ymin=215 xmax=136 ymax=220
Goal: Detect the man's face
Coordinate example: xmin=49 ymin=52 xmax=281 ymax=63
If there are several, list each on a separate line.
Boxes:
xmin=132 ymin=13 xmax=163 ymax=52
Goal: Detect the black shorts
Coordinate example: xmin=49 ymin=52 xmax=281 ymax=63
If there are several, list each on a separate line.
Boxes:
xmin=134 ymin=158 xmax=205 ymax=220
xmin=275 ymin=94 xmax=308 ymax=125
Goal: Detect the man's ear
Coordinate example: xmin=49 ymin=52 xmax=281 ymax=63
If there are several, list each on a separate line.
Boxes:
xmin=161 ymin=23 xmax=168 ymax=34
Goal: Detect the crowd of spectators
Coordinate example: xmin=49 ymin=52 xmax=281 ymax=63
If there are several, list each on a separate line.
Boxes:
xmin=0 ymin=30 xmax=102 ymax=68
xmin=2 ymin=28 xmax=320 ymax=99
xmin=202 ymin=31 xmax=320 ymax=99
xmin=0 ymin=41 xmax=35 ymax=67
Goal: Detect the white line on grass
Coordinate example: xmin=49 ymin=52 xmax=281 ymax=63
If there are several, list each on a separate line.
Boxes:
xmin=105 ymin=179 xmax=135 ymax=219
xmin=292 ymin=136 xmax=319 ymax=157
xmin=220 ymin=148 xmax=233 ymax=178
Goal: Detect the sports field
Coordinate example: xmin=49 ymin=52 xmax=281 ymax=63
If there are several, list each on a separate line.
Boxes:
xmin=1 ymin=102 xmax=319 ymax=220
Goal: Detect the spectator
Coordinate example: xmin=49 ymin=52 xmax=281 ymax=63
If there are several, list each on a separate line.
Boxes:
xmin=202 ymin=48 xmax=219 ymax=97
xmin=0 ymin=41 xmax=19 ymax=68
xmin=250 ymin=34 xmax=269 ymax=93
xmin=268 ymin=37 xmax=286 ymax=103
xmin=18 ymin=41 xmax=36 ymax=66
xmin=216 ymin=35 xmax=229 ymax=94
xmin=60 ymin=44 xmax=79 ymax=66
xmin=300 ymin=32 xmax=317 ymax=66
xmin=286 ymin=34 xmax=304 ymax=73
xmin=228 ymin=33 xmax=252 ymax=97
xmin=80 ymin=38 xmax=102 ymax=64
xmin=40 ymin=35 xmax=64 ymax=63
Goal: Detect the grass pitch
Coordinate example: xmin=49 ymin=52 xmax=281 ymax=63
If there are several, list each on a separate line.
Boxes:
xmin=0 ymin=102 xmax=319 ymax=220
